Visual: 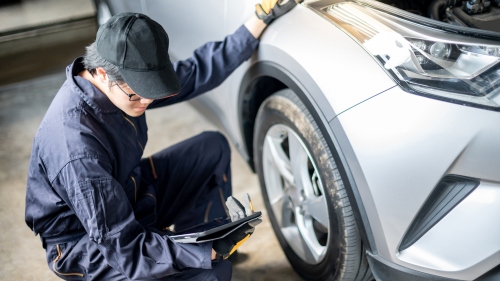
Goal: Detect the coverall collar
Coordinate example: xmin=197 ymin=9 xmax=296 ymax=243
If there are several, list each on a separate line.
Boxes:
xmin=67 ymin=57 xmax=120 ymax=114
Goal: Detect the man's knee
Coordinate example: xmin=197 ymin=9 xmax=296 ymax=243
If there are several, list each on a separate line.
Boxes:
xmin=198 ymin=131 xmax=230 ymax=162
xmin=201 ymin=131 xmax=229 ymax=152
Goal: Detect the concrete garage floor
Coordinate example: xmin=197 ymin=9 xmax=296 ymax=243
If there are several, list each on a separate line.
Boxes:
xmin=0 ymin=1 xmax=302 ymax=280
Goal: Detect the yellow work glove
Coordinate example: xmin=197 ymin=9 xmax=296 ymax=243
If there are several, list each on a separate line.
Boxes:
xmin=212 ymin=194 xmax=262 ymax=259
xmin=255 ymin=0 xmax=303 ymax=25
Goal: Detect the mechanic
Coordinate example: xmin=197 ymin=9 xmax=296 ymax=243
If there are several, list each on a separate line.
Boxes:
xmin=25 ymin=1 xmax=300 ymax=280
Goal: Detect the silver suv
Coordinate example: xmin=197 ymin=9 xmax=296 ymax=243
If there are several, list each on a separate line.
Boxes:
xmin=98 ymin=0 xmax=500 ymax=280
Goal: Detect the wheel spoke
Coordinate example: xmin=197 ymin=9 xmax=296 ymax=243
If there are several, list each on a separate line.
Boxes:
xmin=270 ymin=190 xmax=287 ymax=227
xmin=287 ymin=128 xmax=309 ymax=193
xmin=265 ymin=135 xmax=294 ymax=184
xmin=281 ymin=225 xmax=319 ymax=263
xmin=296 ymin=211 xmax=327 ymax=263
xmin=302 ymin=195 xmax=329 ymax=228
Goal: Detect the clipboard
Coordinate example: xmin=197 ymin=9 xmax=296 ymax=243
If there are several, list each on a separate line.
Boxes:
xmin=170 ymin=212 xmax=262 ymax=243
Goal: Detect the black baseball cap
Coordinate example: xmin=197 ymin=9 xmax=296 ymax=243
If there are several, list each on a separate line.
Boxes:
xmin=96 ymin=13 xmax=181 ymax=99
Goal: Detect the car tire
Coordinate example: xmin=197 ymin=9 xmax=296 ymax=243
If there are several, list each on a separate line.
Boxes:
xmin=253 ymin=89 xmax=373 ymax=281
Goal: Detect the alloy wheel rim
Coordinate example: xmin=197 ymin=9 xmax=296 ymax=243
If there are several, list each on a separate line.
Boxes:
xmin=262 ymin=124 xmax=330 ymax=264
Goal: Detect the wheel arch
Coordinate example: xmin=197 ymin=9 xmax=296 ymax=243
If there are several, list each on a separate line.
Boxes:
xmin=238 ymin=60 xmax=378 ymax=256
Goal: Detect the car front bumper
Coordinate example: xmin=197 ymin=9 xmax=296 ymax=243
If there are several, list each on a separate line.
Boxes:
xmin=330 ymin=85 xmax=500 ymax=280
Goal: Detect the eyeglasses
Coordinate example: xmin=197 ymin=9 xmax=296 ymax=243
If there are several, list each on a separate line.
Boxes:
xmin=114 ymin=83 xmax=142 ymax=101
xmin=114 ymin=82 xmax=178 ymax=101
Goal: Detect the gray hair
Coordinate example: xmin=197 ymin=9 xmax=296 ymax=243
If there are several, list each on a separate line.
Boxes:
xmin=83 ymin=42 xmax=125 ymax=85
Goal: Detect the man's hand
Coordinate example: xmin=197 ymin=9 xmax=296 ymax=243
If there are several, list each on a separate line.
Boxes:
xmin=212 ymin=194 xmax=262 ymax=259
xmin=255 ymin=0 xmax=303 ymax=25
xmin=226 ymin=193 xmax=255 ymax=221
xmin=211 ymin=249 xmax=217 ymax=260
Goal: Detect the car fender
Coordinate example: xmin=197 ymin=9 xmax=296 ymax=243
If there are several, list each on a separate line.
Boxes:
xmin=232 ymin=5 xmax=398 ymax=255
xmin=233 ymin=4 xmax=395 ymax=156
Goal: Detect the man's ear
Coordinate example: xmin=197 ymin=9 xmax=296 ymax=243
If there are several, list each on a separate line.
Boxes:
xmin=95 ymin=68 xmax=109 ymax=85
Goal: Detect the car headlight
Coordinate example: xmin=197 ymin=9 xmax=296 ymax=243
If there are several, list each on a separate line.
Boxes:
xmin=308 ymin=0 xmax=500 ymax=110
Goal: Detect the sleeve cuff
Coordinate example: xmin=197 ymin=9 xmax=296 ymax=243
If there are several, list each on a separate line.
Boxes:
xmin=202 ymin=241 xmax=214 ymax=269
xmin=235 ymin=25 xmax=260 ymax=59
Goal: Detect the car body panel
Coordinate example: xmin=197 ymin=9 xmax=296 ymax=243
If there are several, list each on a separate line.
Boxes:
xmin=106 ymin=0 xmax=143 ymax=14
xmin=333 ymin=85 xmax=500 ymax=279
xmin=145 ymin=0 xmax=227 ymax=60
xmin=249 ymin=5 xmax=397 ymax=119
xmin=191 ymin=4 xmax=396 ymax=160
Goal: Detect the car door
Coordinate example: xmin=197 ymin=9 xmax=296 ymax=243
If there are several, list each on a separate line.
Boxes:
xmin=144 ymin=0 xmax=227 ymax=61
xmin=95 ymin=0 xmax=144 ymax=25
xmin=145 ymin=0 xmax=252 ymax=151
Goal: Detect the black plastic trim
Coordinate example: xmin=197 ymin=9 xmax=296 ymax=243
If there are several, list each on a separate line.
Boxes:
xmin=366 ymin=252 xmax=461 ymax=281
xmin=399 ymin=175 xmax=479 ymax=251
xmin=475 ymin=264 xmax=500 ymax=281
xmin=238 ymin=61 xmax=377 ymax=254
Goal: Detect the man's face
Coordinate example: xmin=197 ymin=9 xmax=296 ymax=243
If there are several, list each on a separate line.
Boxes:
xmin=108 ymin=82 xmax=154 ymax=117
xmin=92 ymin=68 xmax=154 ymax=117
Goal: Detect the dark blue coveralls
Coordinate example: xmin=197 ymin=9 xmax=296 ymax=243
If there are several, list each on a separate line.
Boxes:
xmin=25 ymin=25 xmax=259 ymax=280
